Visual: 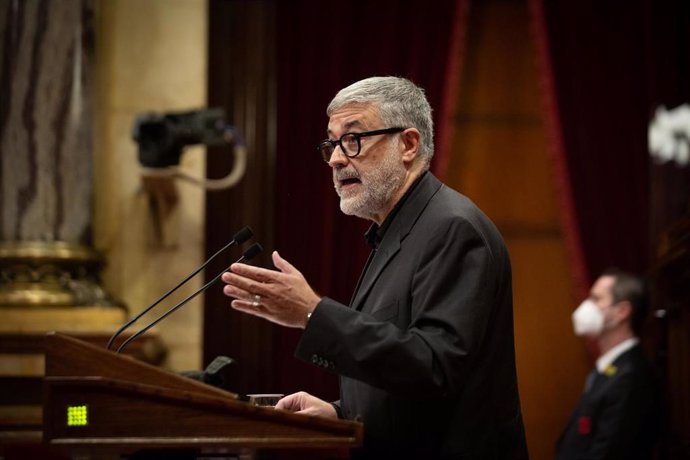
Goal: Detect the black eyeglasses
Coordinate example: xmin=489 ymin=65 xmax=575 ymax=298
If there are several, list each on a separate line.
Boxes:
xmin=317 ymin=127 xmax=406 ymax=163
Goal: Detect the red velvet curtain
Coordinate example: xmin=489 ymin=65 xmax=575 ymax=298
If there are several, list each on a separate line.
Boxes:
xmin=271 ymin=0 xmax=468 ymax=397
xmin=529 ymin=0 xmax=690 ymax=297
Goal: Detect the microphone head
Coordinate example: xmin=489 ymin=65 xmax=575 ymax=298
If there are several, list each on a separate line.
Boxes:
xmin=243 ymin=243 xmax=263 ymax=261
xmin=233 ymin=226 xmax=253 ymax=245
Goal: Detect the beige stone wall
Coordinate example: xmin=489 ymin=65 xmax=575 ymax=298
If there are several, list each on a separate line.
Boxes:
xmin=94 ymin=0 xmax=208 ymax=371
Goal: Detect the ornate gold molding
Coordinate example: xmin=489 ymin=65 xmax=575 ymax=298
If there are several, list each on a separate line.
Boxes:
xmin=0 ymin=241 xmax=121 ymax=309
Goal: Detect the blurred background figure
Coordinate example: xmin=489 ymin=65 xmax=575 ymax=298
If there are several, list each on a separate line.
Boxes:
xmin=555 ymin=269 xmax=660 ymax=460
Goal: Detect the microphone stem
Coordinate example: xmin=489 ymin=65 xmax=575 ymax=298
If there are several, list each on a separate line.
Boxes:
xmin=116 ymin=257 xmax=246 ymax=353
xmin=106 ymin=238 xmax=240 ymax=350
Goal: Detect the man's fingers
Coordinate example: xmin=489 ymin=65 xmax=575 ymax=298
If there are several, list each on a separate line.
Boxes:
xmin=223 ymin=272 xmax=271 ymax=299
xmin=275 ymin=393 xmax=302 ymax=411
xmin=272 ymin=250 xmax=296 ymax=274
xmin=229 ymin=262 xmax=278 ymax=283
xmin=223 ymin=284 xmax=254 ymax=302
xmin=231 ymin=299 xmax=272 ymax=320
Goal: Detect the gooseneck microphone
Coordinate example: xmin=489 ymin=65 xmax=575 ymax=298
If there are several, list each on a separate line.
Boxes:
xmin=106 ymin=226 xmax=253 ymax=351
xmin=116 ymin=242 xmax=263 ymax=353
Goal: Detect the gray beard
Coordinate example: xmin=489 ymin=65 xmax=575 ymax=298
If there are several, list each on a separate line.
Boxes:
xmin=337 ymin=146 xmax=406 ymax=221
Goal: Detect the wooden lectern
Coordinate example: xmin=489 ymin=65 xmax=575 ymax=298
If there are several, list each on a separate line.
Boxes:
xmin=43 ymin=333 xmax=362 ymax=459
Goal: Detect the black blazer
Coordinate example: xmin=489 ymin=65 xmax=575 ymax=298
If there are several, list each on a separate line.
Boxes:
xmin=296 ymin=173 xmax=528 ymax=459
xmin=555 ymin=344 xmax=659 ymax=460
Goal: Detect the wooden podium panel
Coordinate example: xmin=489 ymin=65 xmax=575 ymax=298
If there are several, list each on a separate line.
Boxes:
xmin=43 ymin=333 xmax=362 ymax=457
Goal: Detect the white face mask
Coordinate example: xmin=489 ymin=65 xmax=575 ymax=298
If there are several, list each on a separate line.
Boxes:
xmin=572 ymin=299 xmax=605 ymax=336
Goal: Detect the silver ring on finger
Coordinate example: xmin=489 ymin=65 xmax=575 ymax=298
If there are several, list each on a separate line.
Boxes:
xmin=252 ymin=294 xmax=261 ymax=308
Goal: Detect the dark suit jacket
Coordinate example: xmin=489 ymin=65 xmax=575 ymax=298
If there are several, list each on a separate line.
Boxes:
xmin=555 ymin=344 xmax=659 ymax=460
xmin=296 ymin=173 xmax=528 ymax=459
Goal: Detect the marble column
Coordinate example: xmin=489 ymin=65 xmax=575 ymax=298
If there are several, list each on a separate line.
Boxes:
xmin=0 ymin=0 xmax=117 ymax=309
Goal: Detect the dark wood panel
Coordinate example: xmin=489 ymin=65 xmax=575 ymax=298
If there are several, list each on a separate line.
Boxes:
xmin=205 ymin=0 xmax=278 ymax=396
xmin=0 ymin=377 xmax=42 ymax=405
xmin=652 ymin=216 xmax=690 ymax=459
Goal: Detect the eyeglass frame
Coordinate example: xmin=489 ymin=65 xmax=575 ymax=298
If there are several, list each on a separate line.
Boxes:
xmin=317 ymin=127 xmax=407 ymax=163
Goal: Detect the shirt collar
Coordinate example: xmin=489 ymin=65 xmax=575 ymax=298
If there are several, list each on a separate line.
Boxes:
xmin=365 ymin=171 xmax=427 ymax=249
xmin=596 ymin=337 xmax=639 ymax=373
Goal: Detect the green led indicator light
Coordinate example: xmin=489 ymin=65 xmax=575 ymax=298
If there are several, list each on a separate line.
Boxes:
xmin=67 ymin=405 xmax=88 ymax=427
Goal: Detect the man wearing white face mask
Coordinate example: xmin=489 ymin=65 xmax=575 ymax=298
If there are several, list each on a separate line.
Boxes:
xmin=555 ymin=269 xmax=660 ymax=460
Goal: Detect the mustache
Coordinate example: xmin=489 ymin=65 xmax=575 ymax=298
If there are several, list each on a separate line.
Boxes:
xmin=333 ymin=168 xmax=361 ymax=182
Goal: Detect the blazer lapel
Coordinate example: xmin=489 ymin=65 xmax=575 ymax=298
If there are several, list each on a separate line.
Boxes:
xmin=348 ymin=248 xmax=376 ymax=307
xmin=349 ymin=173 xmax=443 ymax=311
xmin=351 ymin=238 xmax=400 ymax=311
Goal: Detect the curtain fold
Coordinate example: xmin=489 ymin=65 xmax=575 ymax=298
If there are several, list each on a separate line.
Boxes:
xmin=528 ymin=0 xmax=690 ymax=293
xmin=528 ymin=0 xmax=589 ymax=298
xmin=434 ymin=0 xmax=471 ymax=181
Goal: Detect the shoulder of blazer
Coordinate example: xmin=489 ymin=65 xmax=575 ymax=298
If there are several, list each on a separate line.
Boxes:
xmin=597 ymin=345 xmax=654 ymax=392
xmin=610 ymin=345 xmax=653 ymax=376
xmin=387 ymin=172 xmax=444 ymax=243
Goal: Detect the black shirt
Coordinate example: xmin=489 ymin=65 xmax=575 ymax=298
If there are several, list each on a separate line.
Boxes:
xmin=365 ymin=171 xmax=428 ymax=249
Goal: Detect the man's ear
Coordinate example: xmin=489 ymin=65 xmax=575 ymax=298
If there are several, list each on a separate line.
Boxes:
xmin=616 ymin=300 xmax=633 ymax=324
xmin=400 ymin=128 xmax=421 ymax=164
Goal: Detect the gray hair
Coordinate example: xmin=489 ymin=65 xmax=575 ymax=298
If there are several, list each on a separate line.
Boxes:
xmin=327 ymin=76 xmax=434 ymax=169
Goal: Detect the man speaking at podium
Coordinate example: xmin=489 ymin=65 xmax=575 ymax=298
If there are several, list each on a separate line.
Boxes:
xmin=221 ymin=76 xmax=528 ymax=460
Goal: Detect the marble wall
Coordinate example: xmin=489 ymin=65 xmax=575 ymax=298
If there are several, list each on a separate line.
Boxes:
xmin=94 ymin=0 xmax=208 ymax=371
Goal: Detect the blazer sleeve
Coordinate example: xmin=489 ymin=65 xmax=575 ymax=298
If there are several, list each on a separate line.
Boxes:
xmin=295 ymin=217 xmax=502 ymax=398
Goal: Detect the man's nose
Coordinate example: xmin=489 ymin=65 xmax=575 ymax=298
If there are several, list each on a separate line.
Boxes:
xmin=328 ymin=145 xmax=349 ymax=168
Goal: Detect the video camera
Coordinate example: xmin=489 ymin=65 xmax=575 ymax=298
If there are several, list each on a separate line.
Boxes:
xmin=132 ymin=108 xmax=230 ymax=168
